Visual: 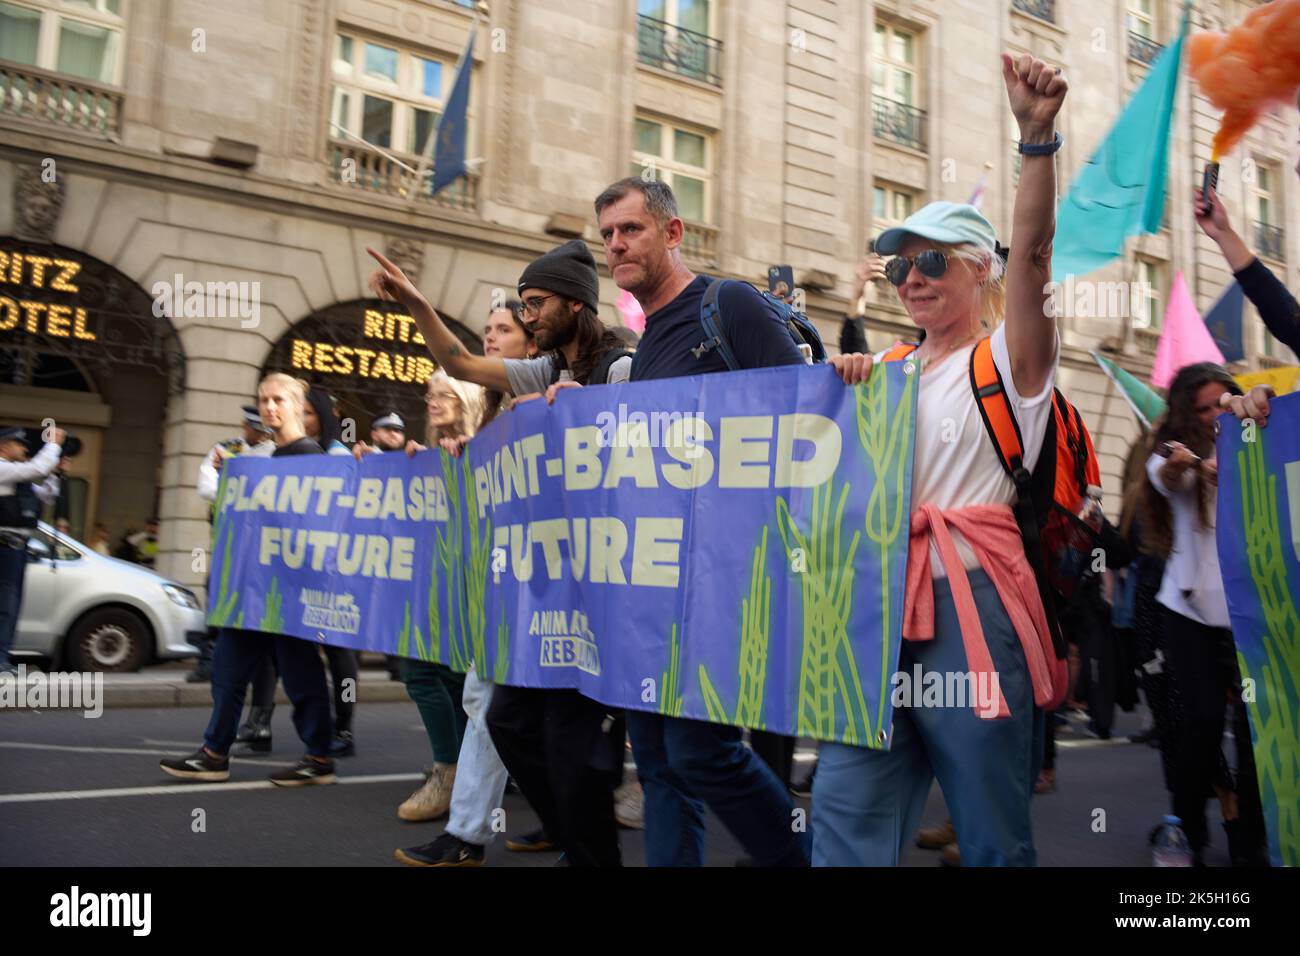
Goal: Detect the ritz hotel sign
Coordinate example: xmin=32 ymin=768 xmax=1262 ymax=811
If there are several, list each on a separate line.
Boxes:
xmin=0 ymin=249 xmax=97 ymax=340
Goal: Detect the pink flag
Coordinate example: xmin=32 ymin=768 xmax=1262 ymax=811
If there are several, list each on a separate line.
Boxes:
xmin=1150 ymin=270 xmax=1225 ymax=388
xmin=616 ymin=289 xmax=646 ymax=334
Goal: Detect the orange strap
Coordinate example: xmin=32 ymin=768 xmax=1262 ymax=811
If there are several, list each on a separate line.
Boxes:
xmin=879 ymin=341 xmax=919 ymax=363
xmin=969 ymin=337 xmax=1025 ymax=477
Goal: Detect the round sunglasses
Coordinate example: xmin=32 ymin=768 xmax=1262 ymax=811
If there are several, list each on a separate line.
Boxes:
xmin=885 ymin=249 xmax=949 ymax=286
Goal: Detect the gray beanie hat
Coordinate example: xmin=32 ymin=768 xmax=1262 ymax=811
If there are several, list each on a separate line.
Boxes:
xmin=516 ymin=239 xmax=600 ymax=313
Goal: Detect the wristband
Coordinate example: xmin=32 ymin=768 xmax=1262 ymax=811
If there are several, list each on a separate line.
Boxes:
xmin=1018 ymin=131 xmax=1062 ymax=155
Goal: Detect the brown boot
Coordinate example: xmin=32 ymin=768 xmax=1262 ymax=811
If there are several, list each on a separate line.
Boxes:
xmin=397 ymin=763 xmax=456 ymax=821
xmin=941 ymin=842 xmax=961 ymax=867
xmin=916 ymin=819 xmax=956 ymax=850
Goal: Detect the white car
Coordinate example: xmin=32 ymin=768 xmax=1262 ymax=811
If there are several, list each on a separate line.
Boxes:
xmin=13 ymin=523 xmax=205 ymax=672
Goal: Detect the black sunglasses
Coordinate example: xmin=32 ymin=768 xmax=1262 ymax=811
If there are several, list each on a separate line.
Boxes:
xmin=885 ymin=249 xmax=948 ymax=286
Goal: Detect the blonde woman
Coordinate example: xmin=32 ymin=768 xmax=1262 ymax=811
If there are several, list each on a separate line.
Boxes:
xmin=813 ymin=55 xmax=1067 ymax=866
xmin=387 ymin=370 xmax=484 ymax=822
xmin=161 ymin=372 xmax=337 ymax=787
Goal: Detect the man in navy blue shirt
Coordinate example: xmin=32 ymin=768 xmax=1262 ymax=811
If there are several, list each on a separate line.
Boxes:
xmin=593 ymin=177 xmax=872 ymax=866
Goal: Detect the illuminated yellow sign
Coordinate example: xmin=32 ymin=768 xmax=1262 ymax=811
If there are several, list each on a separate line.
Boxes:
xmin=291 ymin=309 xmax=434 ymax=383
xmin=0 ymin=250 xmax=96 ymax=340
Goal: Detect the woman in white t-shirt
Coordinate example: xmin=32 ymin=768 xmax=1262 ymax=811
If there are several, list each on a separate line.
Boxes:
xmin=812 ymin=54 xmax=1068 ymax=867
xmin=1143 ymin=361 xmax=1267 ymax=866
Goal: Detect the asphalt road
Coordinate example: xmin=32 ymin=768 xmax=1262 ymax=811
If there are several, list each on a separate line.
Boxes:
xmin=0 ymin=700 xmax=1205 ymax=867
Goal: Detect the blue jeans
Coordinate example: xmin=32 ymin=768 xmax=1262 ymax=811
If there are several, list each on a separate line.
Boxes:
xmin=203 ymin=628 xmax=333 ymax=757
xmin=627 ymin=712 xmax=810 ymax=867
xmin=812 ymin=570 xmax=1044 ymax=867
xmin=0 ymin=544 xmax=27 ymax=669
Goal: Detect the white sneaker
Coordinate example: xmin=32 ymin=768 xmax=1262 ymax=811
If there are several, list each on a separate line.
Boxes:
xmin=613 ymin=779 xmax=644 ymax=830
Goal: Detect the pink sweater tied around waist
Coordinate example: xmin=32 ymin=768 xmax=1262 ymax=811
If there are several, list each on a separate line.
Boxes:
xmin=901 ymin=502 xmax=1066 ymax=719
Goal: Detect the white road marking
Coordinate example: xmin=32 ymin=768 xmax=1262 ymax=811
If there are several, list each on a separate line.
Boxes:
xmin=0 ymin=772 xmax=423 ymax=805
xmin=0 ymin=741 xmax=296 ymax=766
xmin=140 ymin=738 xmax=205 ymax=747
xmin=1056 ymin=738 xmax=1126 ymax=749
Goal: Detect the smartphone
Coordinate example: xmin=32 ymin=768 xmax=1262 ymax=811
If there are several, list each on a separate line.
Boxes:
xmin=1155 ymin=441 xmax=1201 ymax=464
xmin=767 ymin=265 xmax=794 ymax=298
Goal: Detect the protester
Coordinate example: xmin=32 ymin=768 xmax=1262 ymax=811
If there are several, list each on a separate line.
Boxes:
xmin=1142 ymin=361 xmax=1268 ymax=866
xmin=365 ymin=241 xmax=633 ymax=866
xmin=385 ymin=371 xmax=482 ymax=822
xmin=1195 ymin=186 xmax=1299 ymax=357
xmin=586 ymin=172 xmax=869 ymax=868
xmin=302 ymin=385 xmax=350 ymax=455
xmin=293 ymin=385 xmax=361 ymax=755
xmin=395 ymin=306 xmax=542 ymax=866
xmin=1195 ymin=183 xmax=1299 ymax=428
xmin=810 ymin=54 xmax=1067 ymax=867
xmin=192 ymin=405 xmax=274 ymax=683
xmin=1117 ymin=439 xmax=1167 ymax=752
xmin=160 ymin=372 xmax=337 ymax=786
xmin=0 ymin=425 xmax=64 ymax=674
xmin=478 ymin=299 xmax=537 ymax=430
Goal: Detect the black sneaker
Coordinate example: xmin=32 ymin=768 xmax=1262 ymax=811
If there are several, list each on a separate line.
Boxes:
xmin=394 ymin=832 xmax=485 ymax=867
xmin=329 ymin=731 xmax=356 ymax=757
xmin=505 ymin=827 xmax=557 ymax=852
xmin=160 ymin=748 xmax=229 ymax=782
xmin=268 ymin=756 xmax=336 ymax=787
xmin=184 ymin=670 xmax=211 ymax=684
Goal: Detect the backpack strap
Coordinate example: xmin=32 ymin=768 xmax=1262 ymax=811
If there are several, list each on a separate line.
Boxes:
xmin=968 ymin=338 xmax=1067 ymax=661
xmin=590 ymin=347 xmax=633 ymax=386
xmin=968 ymin=337 xmax=1028 ymax=488
xmin=693 ymin=278 xmax=741 ymax=371
xmin=879 ymin=341 xmax=920 ymax=363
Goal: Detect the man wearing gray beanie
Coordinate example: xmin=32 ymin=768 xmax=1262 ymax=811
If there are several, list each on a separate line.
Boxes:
xmin=364 ymin=238 xmax=634 ymax=865
xmin=365 ymin=240 xmax=632 ymax=402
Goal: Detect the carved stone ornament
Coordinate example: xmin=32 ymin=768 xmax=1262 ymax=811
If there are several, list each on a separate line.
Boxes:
xmin=14 ymin=163 xmax=66 ymax=243
xmin=385 ymin=237 xmax=426 ymax=283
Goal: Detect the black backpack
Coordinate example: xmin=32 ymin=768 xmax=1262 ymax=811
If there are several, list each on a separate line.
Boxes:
xmin=693 ymin=278 xmax=828 ymax=369
xmin=548 ymin=347 xmax=634 ymax=387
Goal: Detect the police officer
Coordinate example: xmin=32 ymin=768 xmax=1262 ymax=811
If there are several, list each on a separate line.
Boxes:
xmin=0 ymin=425 xmax=64 ymax=674
xmin=369 ymin=411 xmax=406 ymax=452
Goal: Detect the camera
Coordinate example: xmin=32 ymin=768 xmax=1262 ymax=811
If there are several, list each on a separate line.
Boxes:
xmin=20 ymin=426 xmax=83 ymax=459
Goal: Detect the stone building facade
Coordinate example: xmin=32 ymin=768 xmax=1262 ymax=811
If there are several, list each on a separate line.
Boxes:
xmin=0 ymin=0 xmax=1294 ymax=601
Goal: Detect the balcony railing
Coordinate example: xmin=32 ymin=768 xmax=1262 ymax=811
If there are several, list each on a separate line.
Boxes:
xmin=681 ymin=221 xmax=718 ymax=266
xmin=326 ymin=139 xmax=478 ymax=211
xmin=1128 ymin=31 xmax=1163 ymax=65
xmin=1255 ymin=221 xmax=1284 ymax=261
xmin=0 ymin=60 xmax=123 ymax=139
xmin=873 ymin=97 xmax=928 ymax=152
xmin=636 ymin=15 xmax=722 ymax=87
xmin=1012 ymin=0 xmax=1056 ymax=23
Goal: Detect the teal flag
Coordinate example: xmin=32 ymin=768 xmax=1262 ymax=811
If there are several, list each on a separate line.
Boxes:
xmin=1051 ymin=6 xmax=1189 ymax=280
xmin=1092 ymin=351 xmax=1167 ymax=430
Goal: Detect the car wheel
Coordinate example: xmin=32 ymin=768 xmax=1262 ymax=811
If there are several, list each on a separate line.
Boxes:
xmin=66 ymin=607 xmax=151 ymax=673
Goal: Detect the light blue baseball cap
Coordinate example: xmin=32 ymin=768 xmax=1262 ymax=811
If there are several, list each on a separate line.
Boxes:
xmin=874 ymin=201 xmax=997 ymax=256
